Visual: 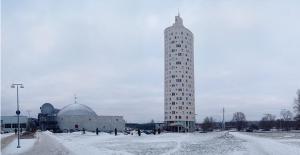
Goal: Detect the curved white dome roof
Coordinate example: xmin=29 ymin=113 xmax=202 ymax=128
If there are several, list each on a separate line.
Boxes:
xmin=57 ymin=103 xmax=97 ymax=116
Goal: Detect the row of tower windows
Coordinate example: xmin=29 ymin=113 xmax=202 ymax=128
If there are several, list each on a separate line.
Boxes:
xmin=167 ymin=78 xmax=193 ymax=83
xmin=169 ymin=102 xmax=192 ymax=105
xmin=169 ymin=80 xmax=191 ymax=88
xmin=171 ymin=74 xmax=192 ymax=78
xmin=171 ymin=93 xmax=192 ymax=96
xmin=171 ymin=74 xmax=192 ymax=79
xmin=169 ymin=36 xmax=191 ymax=41
xmin=166 ymin=65 xmax=192 ymax=70
xmin=169 ymin=39 xmax=192 ymax=45
xmin=167 ymin=116 xmax=190 ymax=120
xmin=170 ymin=111 xmax=193 ymax=115
xmin=169 ymin=106 xmax=190 ymax=110
xmin=167 ymin=59 xmax=192 ymax=64
xmin=167 ymin=69 xmax=193 ymax=74
xmin=168 ymin=116 xmax=188 ymax=119
xmin=170 ymin=42 xmax=190 ymax=49
xmin=168 ymin=97 xmax=191 ymax=101
xmin=169 ymin=84 xmax=193 ymax=88
xmin=171 ymin=48 xmax=190 ymax=53
xmin=169 ymin=32 xmax=189 ymax=36
xmin=167 ymin=66 xmax=192 ymax=70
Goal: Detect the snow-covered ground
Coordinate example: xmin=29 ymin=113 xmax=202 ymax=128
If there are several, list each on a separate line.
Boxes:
xmin=2 ymin=131 xmax=300 ymax=155
xmin=1 ymin=133 xmax=15 ymax=140
xmin=1 ymin=137 xmax=36 ymax=155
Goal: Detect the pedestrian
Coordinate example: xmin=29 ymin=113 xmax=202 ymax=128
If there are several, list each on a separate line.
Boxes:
xmin=158 ymin=128 xmax=161 ymax=134
xmin=114 ymin=128 xmax=117 ymax=136
xmin=96 ymin=128 xmax=99 ymax=135
xmin=14 ymin=128 xmax=17 ymax=134
xmin=82 ymin=128 xmax=85 ymax=134
xmin=153 ymin=129 xmax=156 ymax=135
xmin=138 ymin=129 xmax=141 ymax=136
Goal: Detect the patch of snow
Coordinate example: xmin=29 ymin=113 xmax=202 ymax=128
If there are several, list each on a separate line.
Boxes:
xmin=1 ymin=133 xmax=15 ymax=140
xmin=2 ymin=138 xmax=37 ymax=155
xmin=231 ymin=132 xmax=300 ymax=155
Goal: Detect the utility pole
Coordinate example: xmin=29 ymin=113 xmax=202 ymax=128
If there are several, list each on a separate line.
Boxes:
xmin=222 ymin=108 xmax=225 ymax=131
xmin=11 ymin=83 xmax=24 ymax=148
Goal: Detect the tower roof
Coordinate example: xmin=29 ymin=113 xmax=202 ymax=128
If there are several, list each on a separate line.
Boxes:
xmin=174 ymin=14 xmax=183 ymax=26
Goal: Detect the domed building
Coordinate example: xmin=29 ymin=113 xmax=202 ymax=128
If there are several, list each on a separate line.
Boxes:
xmin=57 ymin=103 xmax=125 ymax=132
xmin=38 ymin=103 xmax=60 ymax=131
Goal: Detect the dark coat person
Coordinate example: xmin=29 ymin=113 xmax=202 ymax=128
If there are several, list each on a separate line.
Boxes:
xmin=114 ymin=128 xmax=117 ymax=136
xmin=96 ymin=128 xmax=99 ymax=135
xmin=138 ymin=129 xmax=141 ymax=136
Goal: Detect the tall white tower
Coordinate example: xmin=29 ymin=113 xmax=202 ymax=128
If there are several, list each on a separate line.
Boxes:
xmin=164 ymin=14 xmax=195 ymax=132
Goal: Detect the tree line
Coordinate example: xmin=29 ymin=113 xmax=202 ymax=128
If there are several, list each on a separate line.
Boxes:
xmin=201 ymin=90 xmax=300 ymax=132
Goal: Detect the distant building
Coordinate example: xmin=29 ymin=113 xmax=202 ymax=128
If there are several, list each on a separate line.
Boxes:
xmin=38 ymin=103 xmax=60 ymax=131
xmin=57 ymin=103 xmax=125 ymax=132
xmin=164 ymin=14 xmax=196 ymax=132
xmin=1 ymin=116 xmax=28 ymax=133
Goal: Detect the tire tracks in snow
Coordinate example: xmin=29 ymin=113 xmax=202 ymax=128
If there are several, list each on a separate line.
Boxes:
xmin=231 ymin=132 xmax=300 ymax=155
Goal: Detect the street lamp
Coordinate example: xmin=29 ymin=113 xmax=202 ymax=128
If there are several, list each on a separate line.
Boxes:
xmin=11 ymin=83 xmax=24 ymax=148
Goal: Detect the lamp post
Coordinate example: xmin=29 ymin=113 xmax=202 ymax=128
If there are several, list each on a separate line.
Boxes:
xmin=11 ymin=83 xmax=24 ymax=148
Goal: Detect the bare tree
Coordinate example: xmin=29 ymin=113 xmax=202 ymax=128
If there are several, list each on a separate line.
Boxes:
xmin=232 ymin=112 xmax=247 ymax=131
xmin=280 ymin=109 xmax=293 ymax=130
xmin=294 ymin=90 xmax=300 ymax=115
xmin=202 ymin=116 xmax=214 ymax=132
xmin=259 ymin=114 xmax=276 ymax=131
xmin=281 ymin=109 xmax=293 ymax=121
xmin=294 ymin=90 xmax=300 ymax=129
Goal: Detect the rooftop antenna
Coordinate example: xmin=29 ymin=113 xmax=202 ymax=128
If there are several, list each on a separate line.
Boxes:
xmin=178 ymin=8 xmax=180 ymax=17
xmin=74 ymin=94 xmax=78 ymax=104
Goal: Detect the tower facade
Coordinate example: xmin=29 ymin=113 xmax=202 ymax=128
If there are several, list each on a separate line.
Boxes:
xmin=164 ymin=14 xmax=195 ymax=132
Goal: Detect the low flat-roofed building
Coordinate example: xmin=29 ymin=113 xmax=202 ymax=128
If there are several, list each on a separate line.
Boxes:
xmin=1 ymin=116 xmax=28 ymax=133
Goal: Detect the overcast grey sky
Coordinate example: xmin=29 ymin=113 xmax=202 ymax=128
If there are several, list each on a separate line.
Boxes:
xmin=1 ymin=0 xmax=300 ymax=123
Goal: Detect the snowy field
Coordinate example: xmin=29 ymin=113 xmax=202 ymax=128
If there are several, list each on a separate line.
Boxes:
xmin=2 ymin=131 xmax=300 ymax=155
